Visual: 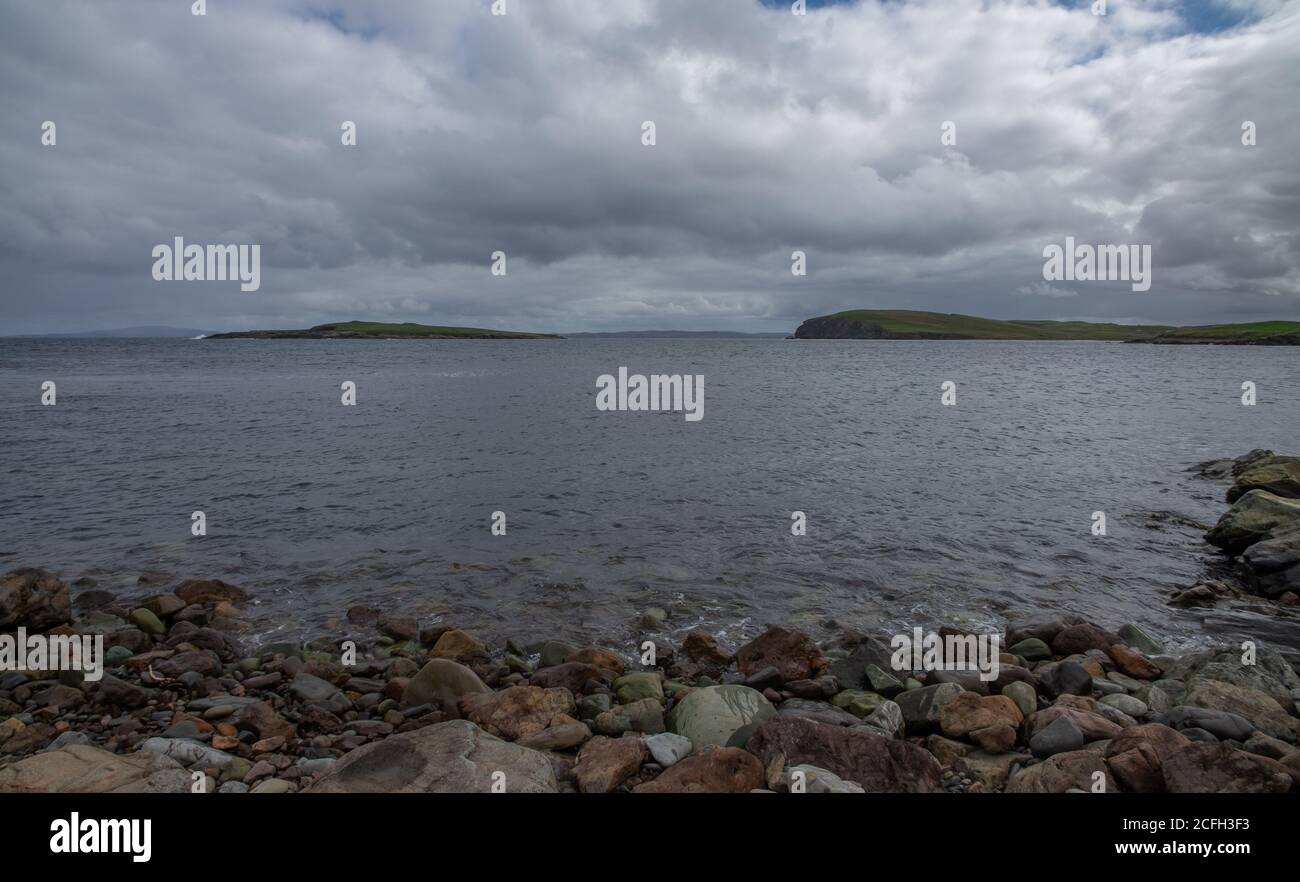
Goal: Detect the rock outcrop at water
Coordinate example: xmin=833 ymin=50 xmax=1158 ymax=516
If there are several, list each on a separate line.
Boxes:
xmin=792 ymin=314 xmax=965 ymax=340
xmin=3 ymin=559 xmax=1299 ymax=793
xmin=1189 ymin=449 xmax=1300 ymax=605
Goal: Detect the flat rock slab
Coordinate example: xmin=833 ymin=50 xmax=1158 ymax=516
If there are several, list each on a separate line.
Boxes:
xmin=0 ymin=744 xmax=190 ymax=793
xmin=746 ymin=715 xmax=943 ymax=792
xmin=306 ymin=719 xmax=557 ymax=793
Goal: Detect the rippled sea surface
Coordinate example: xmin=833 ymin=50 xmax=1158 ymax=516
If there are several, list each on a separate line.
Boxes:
xmin=3 ymin=337 xmax=1299 ymax=653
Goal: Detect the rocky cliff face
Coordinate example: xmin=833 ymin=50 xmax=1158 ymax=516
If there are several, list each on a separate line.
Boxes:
xmin=793 ymin=315 xmax=887 ymax=339
xmin=792 ymin=315 xmax=961 ymax=339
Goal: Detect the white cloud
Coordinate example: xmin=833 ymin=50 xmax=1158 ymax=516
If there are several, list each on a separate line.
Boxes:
xmin=0 ymin=0 xmax=1297 ymax=333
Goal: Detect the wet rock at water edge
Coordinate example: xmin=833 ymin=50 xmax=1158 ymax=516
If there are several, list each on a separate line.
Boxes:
xmin=0 ymin=568 xmax=71 ymax=631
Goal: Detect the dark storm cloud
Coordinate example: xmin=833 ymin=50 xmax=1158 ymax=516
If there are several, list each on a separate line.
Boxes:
xmin=0 ymin=0 xmax=1297 ymax=333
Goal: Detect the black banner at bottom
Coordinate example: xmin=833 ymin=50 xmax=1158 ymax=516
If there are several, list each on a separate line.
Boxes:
xmin=1 ymin=793 xmax=1285 ymax=866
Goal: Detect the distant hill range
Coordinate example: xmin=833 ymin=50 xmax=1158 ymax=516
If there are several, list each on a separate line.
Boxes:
xmin=565 ymin=330 xmax=786 ymax=338
xmin=792 ymin=310 xmax=1300 ymax=345
xmin=11 ymin=325 xmax=212 ymax=338
xmin=207 ymin=321 xmax=561 ymax=340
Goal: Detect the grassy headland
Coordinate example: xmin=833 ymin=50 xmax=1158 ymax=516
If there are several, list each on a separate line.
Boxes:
xmin=792 ymin=310 xmax=1300 ymax=344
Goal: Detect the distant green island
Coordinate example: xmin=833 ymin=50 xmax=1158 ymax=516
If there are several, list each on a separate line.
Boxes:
xmin=207 ymin=321 xmax=561 ymax=340
xmin=792 ymin=310 xmax=1300 ymax=344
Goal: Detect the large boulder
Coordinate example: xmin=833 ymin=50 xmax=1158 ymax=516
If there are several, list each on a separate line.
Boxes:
xmin=1205 ymin=490 xmax=1300 ymax=555
xmin=1164 ymin=645 xmax=1300 ymax=709
xmin=0 ymin=744 xmax=190 ymax=793
xmin=306 ymin=720 xmax=557 ymax=793
xmin=735 ymin=625 xmax=829 ymax=685
xmin=1185 ymin=679 xmax=1300 ymax=742
xmin=401 ymin=658 xmax=491 ymax=713
xmin=745 ymin=715 xmax=943 ymax=792
xmin=1103 ymin=723 xmax=1190 ymax=793
xmin=1005 ymin=750 xmax=1116 ymax=793
xmin=1243 ymin=528 xmax=1300 ymax=597
xmin=573 ymin=735 xmax=647 ymax=793
xmin=667 ymin=684 xmax=776 ymax=752
xmin=0 ymin=568 xmax=71 ymax=631
xmin=1162 ymin=742 xmax=1292 ymax=793
xmin=937 ymin=691 xmax=1023 ymax=738
xmin=633 ymin=748 xmax=765 ymax=793
xmin=1227 ymin=459 xmax=1300 ymax=502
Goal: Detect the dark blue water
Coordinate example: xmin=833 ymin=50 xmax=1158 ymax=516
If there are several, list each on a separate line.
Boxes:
xmin=2 ymin=337 xmax=1298 ymax=652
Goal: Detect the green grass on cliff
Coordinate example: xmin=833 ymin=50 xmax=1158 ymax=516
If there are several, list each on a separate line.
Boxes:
xmin=312 ymin=321 xmax=555 ymax=338
xmin=817 ymin=310 xmax=1174 ymax=340
xmin=1146 ymin=321 xmax=1300 ymax=342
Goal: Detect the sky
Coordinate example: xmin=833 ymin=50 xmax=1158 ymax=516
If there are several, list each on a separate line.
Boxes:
xmin=1 ymin=0 xmax=1297 ymax=335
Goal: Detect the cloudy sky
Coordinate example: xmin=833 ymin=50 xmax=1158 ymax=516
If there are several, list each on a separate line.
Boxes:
xmin=1 ymin=0 xmax=1297 ymax=334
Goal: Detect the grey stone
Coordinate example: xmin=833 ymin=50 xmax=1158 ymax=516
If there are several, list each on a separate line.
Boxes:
xmin=139 ymin=737 xmax=239 ymax=770
xmin=1030 ymin=715 xmax=1085 ymax=758
xmin=786 ymin=764 xmax=865 ymax=793
xmin=1038 ymin=661 xmax=1092 ymax=698
xmin=289 ymin=673 xmax=352 ymax=714
xmin=1002 ymin=680 xmax=1038 ymax=717
xmin=1100 ymin=693 xmax=1149 ymax=717
xmin=644 ymin=732 xmax=692 ymax=767
xmin=1164 ymin=706 xmax=1255 ymax=742
xmin=893 ymin=682 xmax=963 ymax=732
xmin=667 ymin=684 xmax=776 ymax=753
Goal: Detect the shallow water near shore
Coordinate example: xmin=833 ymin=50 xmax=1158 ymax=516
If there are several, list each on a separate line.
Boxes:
xmin=3 ymin=337 xmax=1299 ymax=653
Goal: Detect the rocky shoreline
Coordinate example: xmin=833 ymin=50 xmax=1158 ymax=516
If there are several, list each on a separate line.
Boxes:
xmin=2 ymin=451 xmax=1299 ymax=794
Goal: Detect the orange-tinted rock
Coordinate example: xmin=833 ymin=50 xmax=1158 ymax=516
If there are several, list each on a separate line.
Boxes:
xmin=633 ymin=747 xmax=764 ymax=793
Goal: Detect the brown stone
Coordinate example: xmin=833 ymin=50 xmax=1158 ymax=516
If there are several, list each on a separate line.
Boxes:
xmin=735 ymin=625 xmax=829 ymax=685
xmin=745 ymin=715 xmax=942 ymax=792
xmin=0 ymin=568 xmax=71 ymax=631
xmin=1163 ymin=742 xmax=1292 ymax=793
xmin=1107 ymin=644 xmax=1162 ymax=680
xmin=460 ymin=685 xmax=576 ymax=741
xmin=429 ymin=629 xmax=487 ymax=660
xmin=174 ymin=578 xmax=249 ymax=605
xmin=1030 ymin=705 xmax=1122 ymax=742
xmin=1103 ymin=723 xmax=1191 ymax=794
xmin=517 ymin=716 xmax=592 ymax=751
xmin=253 ymin=735 xmax=286 ymax=754
xmin=937 ymin=691 xmax=1023 ymax=738
xmin=565 ymin=647 xmax=626 ymax=675
xmin=1005 ymin=750 xmax=1116 ymax=793
xmin=969 ymin=724 xmax=1017 ymax=754
xmin=633 ymin=747 xmax=764 ymax=793
xmin=574 ymin=735 xmax=646 ymax=793
xmin=229 ymin=700 xmax=298 ymax=741
xmin=1051 ymin=623 xmax=1120 ymax=656
xmin=528 ymin=662 xmax=616 ymax=693
xmin=681 ymin=629 xmax=734 ymax=666
xmin=0 ymin=744 xmax=189 ymax=793
xmin=153 ymin=650 xmax=223 ymax=678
